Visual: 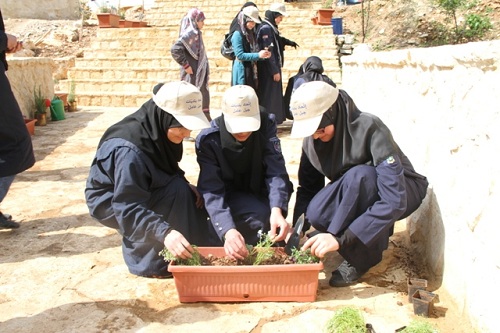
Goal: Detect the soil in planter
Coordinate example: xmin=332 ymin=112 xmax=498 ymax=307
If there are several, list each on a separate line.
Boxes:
xmin=161 ymin=246 xmax=319 ymax=267
xmin=202 ymin=250 xmax=295 ymax=266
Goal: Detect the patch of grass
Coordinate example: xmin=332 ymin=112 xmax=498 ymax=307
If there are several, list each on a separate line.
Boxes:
xmin=398 ymin=318 xmax=439 ymax=333
xmin=324 ymin=306 xmax=366 ymax=333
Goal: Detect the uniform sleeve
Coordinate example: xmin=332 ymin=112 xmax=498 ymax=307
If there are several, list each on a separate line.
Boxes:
xmin=170 ymin=39 xmax=189 ymax=68
xmin=232 ymin=31 xmax=260 ymax=62
xmin=110 ymin=147 xmax=171 ymax=243
xmin=0 ymin=32 xmax=7 ymax=53
xmin=344 ymin=154 xmax=407 ymax=247
xmin=196 ymin=135 xmax=237 ymax=241
xmin=262 ymin=116 xmax=291 ymax=213
xmin=293 ymin=149 xmax=325 ymax=231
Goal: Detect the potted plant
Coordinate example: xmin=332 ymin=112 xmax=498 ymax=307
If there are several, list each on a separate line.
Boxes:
xmin=34 ymin=85 xmax=48 ymax=126
xmin=96 ymin=2 xmax=120 ymax=28
xmin=68 ymin=80 xmax=78 ymax=112
xmin=162 ymin=234 xmax=323 ymax=303
xmin=317 ymin=0 xmax=336 ymax=25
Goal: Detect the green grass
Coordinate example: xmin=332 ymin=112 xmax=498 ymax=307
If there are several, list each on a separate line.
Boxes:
xmin=324 ymin=307 xmax=366 ymax=333
xmin=398 ymin=318 xmax=439 ymax=333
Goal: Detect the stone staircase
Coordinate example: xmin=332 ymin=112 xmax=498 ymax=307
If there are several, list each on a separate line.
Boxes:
xmin=64 ymin=0 xmax=341 ymax=110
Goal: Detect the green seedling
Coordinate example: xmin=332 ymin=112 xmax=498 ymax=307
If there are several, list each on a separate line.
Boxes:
xmin=324 ymin=306 xmax=366 ymax=333
xmin=290 ymin=248 xmax=320 ymax=264
xmin=398 ymin=318 xmax=439 ymax=333
xmin=159 ymin=246 xmax=202 ymax=266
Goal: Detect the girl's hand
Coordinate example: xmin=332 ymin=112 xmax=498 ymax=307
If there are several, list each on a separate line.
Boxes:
xmin=301 ymin=233 xmax=339 ymax=258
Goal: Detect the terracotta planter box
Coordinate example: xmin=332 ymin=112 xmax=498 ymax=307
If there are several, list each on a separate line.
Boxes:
xmin=317 ymin=9 xmax=335 ymax=25
xmin=97 ymin=13 xmax=120 ymax=28
xmin=168 ymin=247 xmax=323 ymax=303
xmin=118 ymin=20 xmax=133 ymax=28
xmin=24 ymin=118 xmax=37 ymax=135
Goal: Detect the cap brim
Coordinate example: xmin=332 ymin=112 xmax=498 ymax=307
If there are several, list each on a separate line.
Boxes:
xmin=290 ymin=113 xmax=323 ymax=138
xmin=174 ymin=113 xmax=211 ymax=131
xmin=225 ymin=113 xmax=261 ymax=133
xmin=253 ymin=17 xmax=262 ymax=23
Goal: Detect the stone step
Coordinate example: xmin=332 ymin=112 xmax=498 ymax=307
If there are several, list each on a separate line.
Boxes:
xmin=65 ymin=63 xmax=341 ymax=86
xmin=69 ymin=0 xmax=343 ymax=107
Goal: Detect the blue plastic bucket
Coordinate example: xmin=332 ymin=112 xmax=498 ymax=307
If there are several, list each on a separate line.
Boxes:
xmin=331 ymin=17 xmax=343 ymax=35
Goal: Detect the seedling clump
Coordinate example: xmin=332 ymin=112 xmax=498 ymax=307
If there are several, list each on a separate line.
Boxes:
xmin=324 ymin=306 xmax=366 ymax=333
xmin=159 ymin=232 xmax=320 ymax=266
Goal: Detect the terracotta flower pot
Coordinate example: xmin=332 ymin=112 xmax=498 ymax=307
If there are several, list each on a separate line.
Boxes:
xmin=168 ymin=247 xmax=323 ymax=303
xmin=97 ymin=13 xmax=120 ymax=28
xmin=24 ymin=118 xmax=37 ymax=135
xmin=317 ymin=9 xmax=335 ymax=25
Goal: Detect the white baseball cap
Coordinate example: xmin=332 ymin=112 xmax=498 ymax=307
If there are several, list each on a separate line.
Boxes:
xmin=221 ymin=85 xmax=261 ymax=133
xmin=242 ymin=6 xmax=262 ymax=23
xmin=290 ymin=81 xmax=339 ymax=138
xmin=152 ymin=81 xmax=210 ymax=131
xmin=269 ymin=3 xmax=288 ymax=16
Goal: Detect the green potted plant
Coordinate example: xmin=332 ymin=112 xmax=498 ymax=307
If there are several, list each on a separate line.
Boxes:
xmin=68 ymin=80 xmax=78 ymax=112
xmin=34 ymin=85 xmax=48 ymax=126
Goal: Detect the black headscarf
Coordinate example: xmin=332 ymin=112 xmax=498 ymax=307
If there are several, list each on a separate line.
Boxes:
xmin=295 ymin=56 xmax=337 ymax=87
xmin=98 ymin=83 xmax=183 ymax=175
xmin=303 ymin=90 xmax=399 ymax=182
xmin=215 ymin=112 xmax=267 ymax=195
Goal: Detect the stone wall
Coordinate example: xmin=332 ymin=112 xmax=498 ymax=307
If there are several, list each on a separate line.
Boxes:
xmin=341 ymin=40 xmax=500 ymax=333
xmin=0 ymin=0 xmax=80 ymax=19
xmin=6 ymin=57 xmax=55 ymax=118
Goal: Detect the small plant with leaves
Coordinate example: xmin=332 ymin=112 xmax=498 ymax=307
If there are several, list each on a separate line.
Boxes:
xmin=34 ymin=85 xmax=46 ymax=116
xmin=68 ymin=80 xmax=76 ymax=103
xmin=324 ymin=306 xmax=366 ymax=333
xmin=290 ymin=248 xmax=320 ymax=264
xmin=245 ymin=232 xmax=276 ymax=265
xmin=159 ymin=246 xmax=202 ymax=266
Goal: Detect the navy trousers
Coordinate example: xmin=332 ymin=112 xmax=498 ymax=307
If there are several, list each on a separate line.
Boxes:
xmin=306 ymin=165 xmax=425 ymax=272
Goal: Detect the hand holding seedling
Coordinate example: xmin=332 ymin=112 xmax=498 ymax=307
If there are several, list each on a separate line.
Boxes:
xmin=302 ymin=233 xmax=339 ymax=258
xmin=223 ymin=229 xmax=249 ymax=260
xmin=164 ymin=229 xmax=195 ymax=259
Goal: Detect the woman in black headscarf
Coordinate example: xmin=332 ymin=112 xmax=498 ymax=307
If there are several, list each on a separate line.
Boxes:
xmin=255 ymin=4 xmax=297 ymax=125
xmin=283 ymin=56 xmax=336 ymax=120
xmin=85 ymin=81 xmax=212 ymax=278
xmin=289 ymin=81 xmax=428 ymax=287
xmin=195 ymin=85 xmax=292 ymax=260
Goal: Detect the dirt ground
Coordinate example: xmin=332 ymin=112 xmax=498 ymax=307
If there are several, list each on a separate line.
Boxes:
xmin=0 ymin=108 xmax=476 ymax=332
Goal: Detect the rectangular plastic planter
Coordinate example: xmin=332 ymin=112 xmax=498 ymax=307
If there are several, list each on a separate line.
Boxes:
xmin=168 ymin=247 xmax=324 ymax=303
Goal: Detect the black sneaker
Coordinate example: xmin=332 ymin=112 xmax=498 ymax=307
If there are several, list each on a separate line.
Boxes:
xmin=0 ymin=215 xmax=20 ymax=229
xmin=329 ymin=260 xmax=366 ymax=287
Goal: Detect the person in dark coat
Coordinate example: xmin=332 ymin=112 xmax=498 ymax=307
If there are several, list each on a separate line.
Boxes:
xmin=195 ymin=85 xmax=292 ymax=260
xmin=171 ymin=8 xmax=211 ymax=121
xmin=289 ymin=81 xmax=428 ymax=287
xmin=230 ymin=6 xmax=270 ymax=90
xmin=256 ymin=3 xmax=298 ymax=125
xmin=85 ymin=81 xmax=212 ymax=278
xmin=0 ymin=9 xmax=35 ymax=229
xmin=283 ymin=56 xmax=336 ymax=120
